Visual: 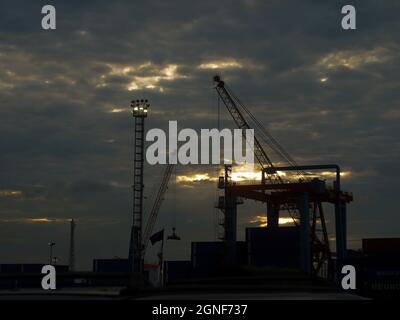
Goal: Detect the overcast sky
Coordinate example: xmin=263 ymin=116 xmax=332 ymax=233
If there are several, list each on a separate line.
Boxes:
xmin=0 ymin=0 xmax=399 ymax=270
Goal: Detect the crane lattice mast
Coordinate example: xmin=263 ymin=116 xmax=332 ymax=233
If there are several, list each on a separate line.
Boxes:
xmin=142 ymin=164 xmax=175 ymax=251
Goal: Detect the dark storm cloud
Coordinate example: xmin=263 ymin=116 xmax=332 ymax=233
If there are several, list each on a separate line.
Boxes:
xmin=0 ymin=0 xmax=399 ymax=268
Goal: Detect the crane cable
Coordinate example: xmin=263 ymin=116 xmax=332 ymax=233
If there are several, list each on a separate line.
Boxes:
xmin=225 ymin=85 xmax=307 ymax=180
xmin=171 ymin=166 xmax=177 ymax=233
xmin=214 ymin=92 xmax=221 ymax=240
xmin=226 ymin=85 xmax=300 ymax=169
xmin=222 ymin=84 xmax=300 ymax=225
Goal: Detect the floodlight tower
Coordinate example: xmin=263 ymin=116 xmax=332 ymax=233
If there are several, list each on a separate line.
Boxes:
xmin=128 ymin=99 xmax=149 ymax=273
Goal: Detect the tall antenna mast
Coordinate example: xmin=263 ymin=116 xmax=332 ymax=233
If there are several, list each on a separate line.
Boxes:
xmin=69 ymin=218 xmax=76 ymax=271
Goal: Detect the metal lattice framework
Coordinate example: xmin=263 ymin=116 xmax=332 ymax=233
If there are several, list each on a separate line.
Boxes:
xmin=142 ymin=163 xmax=175 ymax=251
xmin=128 ymin=99 xmax=149 ymax=273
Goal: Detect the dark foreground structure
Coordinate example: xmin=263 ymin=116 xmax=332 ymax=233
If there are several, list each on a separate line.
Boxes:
xmin=162 ymin=236 xmax=400 ymax=299
xmin=1 ymin=237 xmax=399 ymax=299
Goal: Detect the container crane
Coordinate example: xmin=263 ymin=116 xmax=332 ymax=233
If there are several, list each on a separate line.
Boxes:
xmin=213 ymin=75 xmax=346 ymax=275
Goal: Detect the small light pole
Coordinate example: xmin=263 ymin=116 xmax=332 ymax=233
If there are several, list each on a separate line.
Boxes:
xmin=48 ymin=242 xmax=55 ymax=265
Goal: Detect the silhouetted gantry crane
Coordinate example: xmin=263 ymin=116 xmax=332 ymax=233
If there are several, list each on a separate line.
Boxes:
xmin=213 ymin=75 xmax=353 ymax=276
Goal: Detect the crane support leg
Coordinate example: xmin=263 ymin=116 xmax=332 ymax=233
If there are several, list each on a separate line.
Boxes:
xmin=224 ymin=191 xmax=237 ymax=266
xmin=335 ymin=202 xmax=347 ymax=261
xmin=298 ymin=192 xmax=311 ymax=274
xmin=267 ymin=202 xmax=279 ymax=229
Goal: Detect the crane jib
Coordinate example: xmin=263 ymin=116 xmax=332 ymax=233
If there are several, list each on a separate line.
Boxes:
xmin=214 ymin=81 xmax=281 ymax=184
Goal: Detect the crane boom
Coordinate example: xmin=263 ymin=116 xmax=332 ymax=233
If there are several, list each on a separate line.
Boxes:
xmin=213 ymin=75 xmax=282 ymax=183
xmin=214 ymin=75 xmax=301 ymax=226
xmin=142 ymin=164 xmax=175 ymax=251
